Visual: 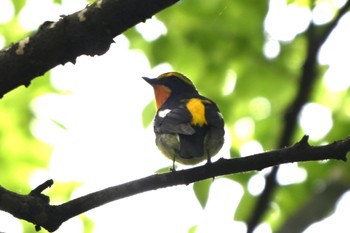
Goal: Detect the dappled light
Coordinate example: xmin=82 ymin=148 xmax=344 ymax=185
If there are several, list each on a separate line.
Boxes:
xmin=263 ymin=38 xmax=280 ymax=59
xmin=320 ymin=13 xmax=350 ymax=92
xmin=248 ymin=173 xmax=266 ymax=196
xmin=0 ymin=0 xmax=14 ymax=24
xmin=222 ymin=69 xmax=237 ymax=96
xmin=299 ymin=103 xmax=333 ymax=141
xmin=276 ymin=164 xmax=307 ymax=186
xmin=253 ymin=223 xmax=272 ymax=233
xmin=312 ymin=1 xmax=337 ymax=25
xmin=264 ymin=0 xmax=311 ymax=42
xmin=136 ymin=16 xmax=167 ymax=42
xmin=249 ymin=97 xmax=271 ymax=121
xmin=240 ymin=140 xmax=264 ymax=157
xmin=18 ymin=0 xmax=62 ymax=30
xmin=234 ymin=117 xmax=255 ymax=142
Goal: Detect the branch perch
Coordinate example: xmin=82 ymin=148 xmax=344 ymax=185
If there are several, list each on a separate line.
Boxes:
xmin=0 ymin=135 xmax=349 ymax=232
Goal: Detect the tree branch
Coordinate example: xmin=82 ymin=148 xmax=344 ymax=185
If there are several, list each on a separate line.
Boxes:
xmin=246 ymin=2 xmax=350 ymax=231
xmin=0 ymin=135 xmax=349 ymax=232
xmin=0 ymin=0 xmax=178 ymax=98
xmin=276 ymin=181 xmax=348 ymax=233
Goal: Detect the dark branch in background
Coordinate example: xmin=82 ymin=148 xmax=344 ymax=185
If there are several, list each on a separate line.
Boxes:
xmin=276 ymin=181 xmax=348 ymax=233
xmin=246 ymin=1 xmax=350 ymax=232
xmin=0 ymin=135 xmax=349 ymax=232
xmin=0 ymin=0 xmax=179 ymax=98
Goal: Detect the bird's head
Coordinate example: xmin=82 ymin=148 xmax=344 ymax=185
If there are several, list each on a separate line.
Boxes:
xmin=143 ymin=72 xmax=198 ymax=109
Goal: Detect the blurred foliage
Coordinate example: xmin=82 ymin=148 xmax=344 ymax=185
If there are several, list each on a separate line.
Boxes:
xmin=12 ymin=0 xmax=26 ymax=14
xmin=0 ymin=76 xmax=52 ymax=190
xmin=2 ymin=0 xmax=350 ymax=232
xmin=193 ymin=178 xmax=213 ymax=208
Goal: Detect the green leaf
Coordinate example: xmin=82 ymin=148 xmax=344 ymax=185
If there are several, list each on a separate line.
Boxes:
xmin=234 ymin=192 xmax=255 ymax=221
xmin=11 ymin=0 xmax=26 ymax=14
xmin=50 ymin=119 xmax=67 ymax=130
xmin=155 ymin=166 xmax=173 ymax=174
xmin=81 ymin=215 xmax=95 ymax=233
xmin=188 ymin=225 xmax=198 ymax=233
xmin=193 ymin=178 xmax=213 ymax=208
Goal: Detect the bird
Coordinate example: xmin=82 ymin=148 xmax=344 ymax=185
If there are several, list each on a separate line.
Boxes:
xmin=143 ymin=72 xmax=225 ymax=169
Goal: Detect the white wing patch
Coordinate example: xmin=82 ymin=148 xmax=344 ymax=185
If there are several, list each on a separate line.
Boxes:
xmin=158 ymin=109 xmax=171 ymax=118
xmin=218 ymin=112 xmax=224 ymax=119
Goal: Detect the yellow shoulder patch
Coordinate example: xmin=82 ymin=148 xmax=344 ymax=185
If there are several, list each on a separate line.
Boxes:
xmin=186 ymin=98 xmax=209 ymax=126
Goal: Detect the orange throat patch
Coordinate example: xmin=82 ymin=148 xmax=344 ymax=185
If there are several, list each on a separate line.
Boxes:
xmin=153 ymin=85 xmax=171 ymax=109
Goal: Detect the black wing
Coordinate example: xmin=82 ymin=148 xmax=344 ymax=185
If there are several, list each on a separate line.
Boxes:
xmin=154 ymin=105 xmax=195 ymax=135
xmin=204 ymin=100 xmax=225 ymax=139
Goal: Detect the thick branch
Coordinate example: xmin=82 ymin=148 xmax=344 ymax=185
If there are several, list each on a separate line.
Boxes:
xmin=0 ymin=136 xmax=349 ymax=232
xmin=0 ymin=0 xmax=178 ymax=98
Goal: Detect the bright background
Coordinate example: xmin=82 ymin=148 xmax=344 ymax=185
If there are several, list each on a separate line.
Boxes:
xmin=1 ymin=0 xmax=350 ymax=232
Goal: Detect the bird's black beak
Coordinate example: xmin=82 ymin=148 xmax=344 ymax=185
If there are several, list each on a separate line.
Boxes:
xmin=142 ymin=77 xmax=157 ymax=85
